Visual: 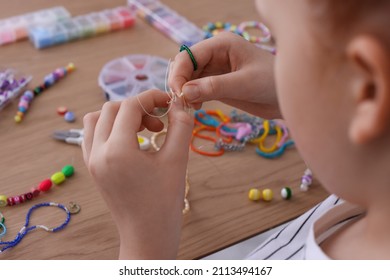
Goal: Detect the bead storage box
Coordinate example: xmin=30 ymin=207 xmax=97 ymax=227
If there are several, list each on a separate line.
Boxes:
xmin=98 ymin=54 xmax=169 ymax=101
xmin=0 ymin=68 xmax=32 ymax=111
xmin=28 ymin=7 xmax=135 ymax=49
xmin=0 ymin=7 xmax=70 ymax=46
xmin=127 ymin=0 xmax=205 ymax=46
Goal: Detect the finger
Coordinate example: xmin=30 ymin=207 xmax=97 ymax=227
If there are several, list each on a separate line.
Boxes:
xmin=142 ymin=115 xmax=165 ymax=132
xmin=110 ymin=90 xmax=171 ymax=148
xmin=93 ymin=101 xmax=121 ymax=144
xmin=160 ymin=97 xmax=193 ymax=162
xmin=182 ymin=70 xmax=250 ymax=103
xmin=82 ymin=111 xmax=100 ymax=164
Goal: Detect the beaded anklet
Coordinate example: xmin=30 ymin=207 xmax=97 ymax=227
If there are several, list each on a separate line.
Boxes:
xmin=0 ymin=165 xmax=75 ymax=207
xmin=0 ymin=202 xmax=74 ymax=253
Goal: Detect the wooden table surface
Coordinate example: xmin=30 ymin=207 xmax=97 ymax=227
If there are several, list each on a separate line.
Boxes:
xmin=0 ymin=0 xmax=329 ymax=259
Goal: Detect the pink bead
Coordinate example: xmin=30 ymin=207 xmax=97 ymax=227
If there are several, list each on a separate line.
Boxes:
xmin=38 ymin=179 xmax=52 ymax=192
xmin=31 ymin=187 xmax=41 ymax=197
xmin=7 ymin=197 xmax=15 ymax=206
xmin=18 ymin=100 xmax=29 ymax=108
xmin=24 ymin=192 xmax=33 ymax=200
xmin=13 ymin=195 xmax=24 ymax=204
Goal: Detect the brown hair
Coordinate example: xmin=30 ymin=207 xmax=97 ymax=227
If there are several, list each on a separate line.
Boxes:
xmin=310 ymin=0 xmax=390 ymax=50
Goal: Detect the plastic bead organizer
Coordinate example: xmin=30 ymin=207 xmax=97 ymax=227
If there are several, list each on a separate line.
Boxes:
xmin=0 ymin=7 xmax=70 ymax=46
xmin=98 ymin=54 xmax=169 ymax=101
xmin=128 ymin=0 xmax=204 ymax=46
xmin=29 ymin=7 xmax=135 ymax=49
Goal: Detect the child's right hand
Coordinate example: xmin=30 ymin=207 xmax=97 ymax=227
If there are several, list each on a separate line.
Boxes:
xmin=169 ymin=32 xmax=281 ymax=119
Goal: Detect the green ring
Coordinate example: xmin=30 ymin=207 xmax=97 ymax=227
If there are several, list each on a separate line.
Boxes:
xmin=180 ymin=45 xmax=198 ymax=71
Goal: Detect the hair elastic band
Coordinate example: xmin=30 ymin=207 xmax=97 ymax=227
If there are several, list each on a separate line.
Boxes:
xmin=180 ymin=45 xmax=198 ymax=71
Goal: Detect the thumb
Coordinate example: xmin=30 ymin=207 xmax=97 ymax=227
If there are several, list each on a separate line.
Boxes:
xmin=182 ymin=71 xmax=247 ymax=103
xmin=160 ymin=98 xmax=193 ymax=161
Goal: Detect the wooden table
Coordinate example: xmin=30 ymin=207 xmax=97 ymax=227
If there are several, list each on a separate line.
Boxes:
xmin=0 ymin=0 xmax=329 ymax=259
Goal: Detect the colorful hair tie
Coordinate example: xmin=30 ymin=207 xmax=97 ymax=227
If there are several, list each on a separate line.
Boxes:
xmin=255 ymin=139 xmax=295 ymax=159
xmin=237 ymin=21 xmax=271 ymax=44
xmin=0 ymin=202 xmax=74 ymax=252
xmin=180 ymin=45 xmax=198 ymax=71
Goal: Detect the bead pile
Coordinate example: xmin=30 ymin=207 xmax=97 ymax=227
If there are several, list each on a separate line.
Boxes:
xmin=14 ymin=63 xmax=75 ymax=123
xmin=191 ymin=109 xmax=295 ymax=158
xmin=0 ymin=165 xmax=75 ymax=207
xmin=0 ymin=68 xmax=31 ymax=111
xmin=0 ymin=202 xmax=73 ymax=253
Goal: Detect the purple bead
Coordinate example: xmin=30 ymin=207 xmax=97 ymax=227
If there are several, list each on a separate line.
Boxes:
xmin=64 ymin=111 xmax=76 ymax=122
xmin=301 ymin=175 xmax=312 ymax=185
xmin=23 ymin=90 xmax=34 ymax=101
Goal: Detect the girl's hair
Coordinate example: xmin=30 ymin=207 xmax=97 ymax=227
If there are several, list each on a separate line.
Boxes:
xmin=311 ymin=0 xmax=390 ymax=50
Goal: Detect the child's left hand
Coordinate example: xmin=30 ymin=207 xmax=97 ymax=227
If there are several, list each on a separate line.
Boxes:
xmin=82 ymin=90 xmax=193 ymax=259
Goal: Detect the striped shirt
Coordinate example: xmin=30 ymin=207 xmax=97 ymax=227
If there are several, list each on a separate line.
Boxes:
xmin=245 ymin=195 xmax=365 ymax=260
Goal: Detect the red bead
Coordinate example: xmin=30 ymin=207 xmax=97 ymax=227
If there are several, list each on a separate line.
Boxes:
xmin=7 ymin=197 xmax=15 ymax=206
xmin=38 ymin=179 xmax=52 ymax=192
xmin=31 ymin=187 xmax=41 ymax=197
xmin=14 ymin=196 xmax=24 ymax=204
xmin=24 ymin=192 xmax=33 ymax=200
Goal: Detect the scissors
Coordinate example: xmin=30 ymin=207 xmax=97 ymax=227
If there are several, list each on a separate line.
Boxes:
xmin=52 ymin=129 xmax=151 ymax=150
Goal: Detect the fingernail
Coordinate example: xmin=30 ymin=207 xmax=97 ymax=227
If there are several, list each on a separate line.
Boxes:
xmin=183 ymin=85 xmax=200 ymax=102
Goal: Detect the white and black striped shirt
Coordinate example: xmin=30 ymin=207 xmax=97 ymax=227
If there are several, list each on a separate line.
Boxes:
xmin=246 ymin=195 xmax=364 ymax=260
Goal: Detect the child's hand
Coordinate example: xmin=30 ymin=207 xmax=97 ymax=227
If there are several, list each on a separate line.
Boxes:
xmin=169 ymin=32 xmax=280 ymax=119
xmin=82 ymin=90 xmax=193 ymax=259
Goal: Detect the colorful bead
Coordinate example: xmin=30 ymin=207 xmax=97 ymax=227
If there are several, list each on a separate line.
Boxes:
xmin=262 ymin=189 xmax=273 ymax=202
xmin=64 ymin=111 xmax=76 ymax=122
xmin=51 ymin=172 xmax=66 ymax=185
xmin=281 ymin=187 xmax=292 ymax=200
xmin=300 ymin=168 xmax=313 ymax=192
xmin=57 ymin=106 xmax=68 ymax=115
xmin=7 ymin=197 xmax=15 ymax=206
xmin=24 ymin=192 xmax=34 ymax=200
xmin=248 ymin=188 xmax=262 ymax=201
xmin=0 ymin=195 xmax=8 ymax=207
xmin=31 ymin=187 xmax=41 ymax=197
xmin=61 ymin=165 xmax=74 ymax=177
xmin=38 ymin=179 xmax=52 ymax=192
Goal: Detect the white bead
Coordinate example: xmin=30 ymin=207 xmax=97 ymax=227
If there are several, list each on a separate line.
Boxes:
xmin=304 ymin=168 xmax=312 ymax=176
xmin=300 ymin=184 xmax=309 ymax=192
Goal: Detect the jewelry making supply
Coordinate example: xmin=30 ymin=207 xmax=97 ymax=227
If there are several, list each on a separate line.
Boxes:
xmin=262 ymin=189 xmax=273 ymax=202
xmin=57 ymin=106 xmax=68 ymax=115
xmin=237 ymin=21 xmax=271 ymax=44
xmin=15 ymin=63 xmax=75 ymax=123
xmin=64 ymin=111 xmax=76 ymax=123
xmin=0 ymin=165 xmax=75 ymax=207
xmin=0 ymin=212 xmax=6 ymax=239
xmin=300 ymin=168 xmax=313 ymax=192
xmin=248 ymin=188 xmax=262 ymax=201
xmin=180 ymin=44 xmax=198 ymax=71
xmin=67 ymin=201 xmax=81 ymax=214
xmin=203 ymin=21 xmax=240 ymax=39
xmin=0 ymin=68 xmax=31 ymax=111
xmin=0 ymin=202 xmax=73 ymax=253
xmin=138 ymin=135 xmax=151 ymax=151
xmin=281 ymin=187 xmax=292 ymax=200
xmin=255 ymin=139 xmax=295 ymax=159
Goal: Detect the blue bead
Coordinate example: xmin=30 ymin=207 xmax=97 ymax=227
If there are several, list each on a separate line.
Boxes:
xmin=64 ymin=111 xmax=76 ymax=122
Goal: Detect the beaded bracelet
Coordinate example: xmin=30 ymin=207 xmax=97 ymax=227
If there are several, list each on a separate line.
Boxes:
xmin=0 ymin=202 xmax=74 ymax=252
xmin=203 ymin=21 xmax=241 ymax=39
xmin=237 ymin=21 xmax=271 ymax=44
xmin=150 ymin=129 xmax=190 ymax=214
xmin=0 ymin=165 xmax=75 ymax=207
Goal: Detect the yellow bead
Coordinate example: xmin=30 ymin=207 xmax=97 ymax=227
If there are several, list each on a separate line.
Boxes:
xmin=248 ymin=188 xmax=262 ymax=201
xmin=215 ymin=21 xmax=224 ymax=29
xmin=14 ymin=115 xmax=22 ymax=123
xmin=0 ymin=195 xmax=7 ymax=207
xmin=51 ymin=172 xmax=66 ymax=185
xmin=262 ymin=189 xmax=274 ymax=202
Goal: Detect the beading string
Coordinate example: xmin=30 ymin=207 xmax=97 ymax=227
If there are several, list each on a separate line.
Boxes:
xmin=0 ymin=202 xmax=71 ymax=253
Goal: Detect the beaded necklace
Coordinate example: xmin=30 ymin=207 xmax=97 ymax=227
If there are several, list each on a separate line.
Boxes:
xmin=0 ymin=202 xmax=73 ymax=253
xmin=0 ymin=165 xmax=75 ymax=207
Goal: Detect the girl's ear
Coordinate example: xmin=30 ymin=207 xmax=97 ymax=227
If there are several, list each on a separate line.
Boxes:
xmin=347 ymin=35 xmax=390 ymax=145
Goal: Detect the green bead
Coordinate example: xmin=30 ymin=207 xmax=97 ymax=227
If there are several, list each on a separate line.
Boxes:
xmin=1 ymin=217 xmax=4 ymax=224
xmin=62 ymin=165 xmax=75 ymax=177
xmin=51 ymin=172 xmax=66 ymax=185
xmin=281 ymin=187 xmax=292 ymax=200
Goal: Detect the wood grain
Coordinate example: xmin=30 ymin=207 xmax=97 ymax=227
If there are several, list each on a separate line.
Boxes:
xmin=0 ymin=0 xmax=329 ymax=259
